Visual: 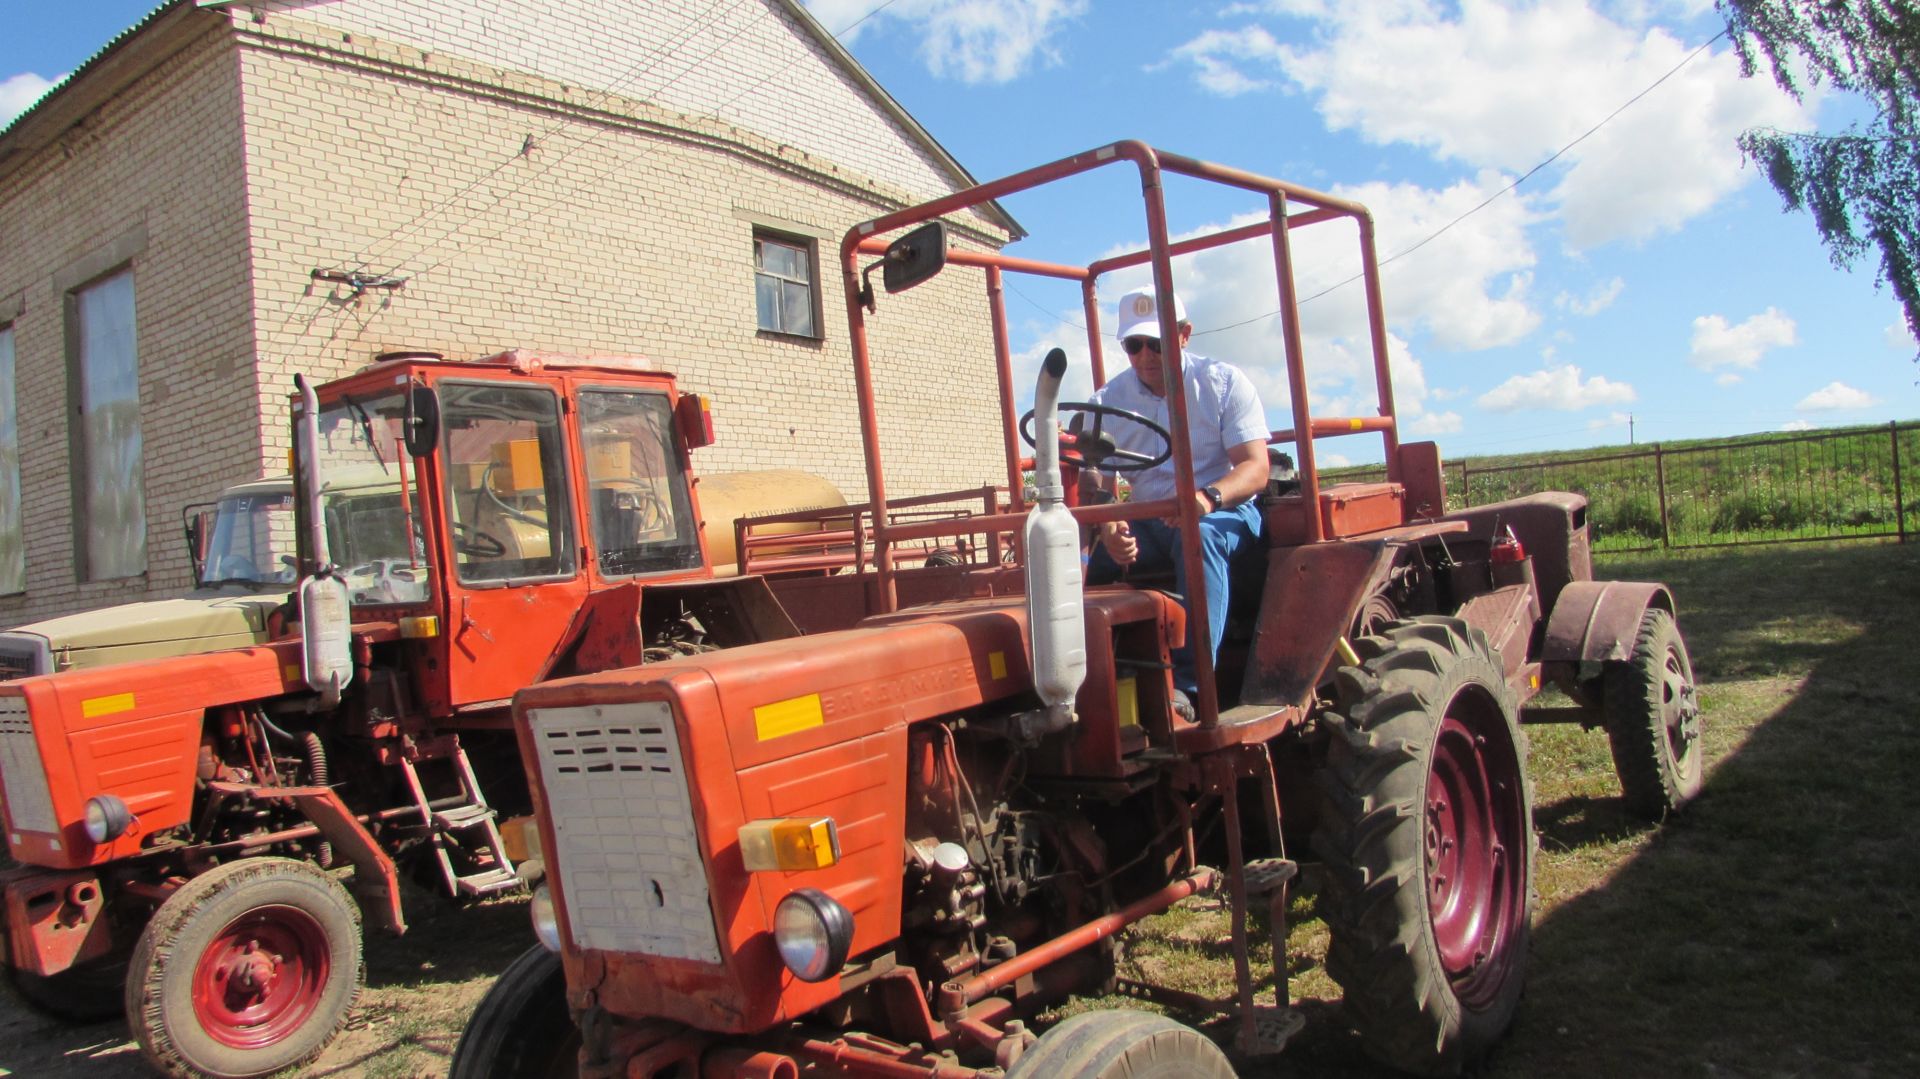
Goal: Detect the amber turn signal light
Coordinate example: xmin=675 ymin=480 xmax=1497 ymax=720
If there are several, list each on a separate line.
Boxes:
xmin=739 ymin=817 xmax=840 ymax=872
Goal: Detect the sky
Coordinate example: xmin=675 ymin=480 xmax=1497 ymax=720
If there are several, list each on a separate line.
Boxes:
xmin=5 ymin=0 xmax=1916 ymax=466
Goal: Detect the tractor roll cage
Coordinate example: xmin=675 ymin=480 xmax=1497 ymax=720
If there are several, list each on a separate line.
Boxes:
xmin=841 ymin=140 xmax=1403 ymax=724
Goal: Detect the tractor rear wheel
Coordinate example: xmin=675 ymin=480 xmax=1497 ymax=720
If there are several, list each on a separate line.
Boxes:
xmin=1313 ymin=617 xmax=1534 ymax=1076
xmin=1006 ymin=1009 xmax=1234 ymax=1078
xmin=127 ymin=857 xmax=362 ymax=1079
xmin=1603 ymin=607 xmax=1704 ymax=819
xmin=449 ymin=944 xmax=579 ymax=1079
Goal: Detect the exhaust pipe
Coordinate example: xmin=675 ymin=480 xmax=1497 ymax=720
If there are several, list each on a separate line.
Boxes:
xmin=1023 ymin=349 xmax=1086 ymax=735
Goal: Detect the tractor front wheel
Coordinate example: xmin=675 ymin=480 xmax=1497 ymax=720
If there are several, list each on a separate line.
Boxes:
xmin=127 ymin=857 xmax=362 ymax=1079
xmin=1603 ymin=607 xmax=1704 ymax=819
xmin=1313 ymin=617 xmax=1535 ymax=1076
xmin=449 ymin=944 xmax=579 ymax=1079
xmin=1006 ymin=1009 xmax=1235 ymax=1078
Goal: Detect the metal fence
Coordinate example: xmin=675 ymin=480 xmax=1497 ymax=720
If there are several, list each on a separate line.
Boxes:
xmin=1332 ymin=421 xmax=1916 ymax=553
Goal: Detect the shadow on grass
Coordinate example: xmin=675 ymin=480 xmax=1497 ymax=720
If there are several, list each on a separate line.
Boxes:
xmin=1234 ymin=540 xmax=1920 ymax=1078
xmin=1490 ymin=541 xmax=1920 ymax=1077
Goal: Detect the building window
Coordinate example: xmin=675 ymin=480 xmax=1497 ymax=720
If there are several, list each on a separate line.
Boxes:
xmin=71 ymin=270 xmax=145 ymax=580
xmin=0 ymin=325 xmax=20 ymax=595
xmin=754 ymin=231 xmax=818 ymax=338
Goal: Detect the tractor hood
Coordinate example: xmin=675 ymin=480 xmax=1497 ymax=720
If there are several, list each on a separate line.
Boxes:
xmin=0 ymin=589 xmax=287 ymax=679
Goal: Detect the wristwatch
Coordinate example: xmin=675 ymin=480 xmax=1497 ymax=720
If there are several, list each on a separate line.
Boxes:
xmin=1201 ymin=485 xmax=1224 ymax=511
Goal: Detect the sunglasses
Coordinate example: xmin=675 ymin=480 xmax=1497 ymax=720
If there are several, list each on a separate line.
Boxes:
xmin=1121 ymin=336 xmax=1161 ymax=356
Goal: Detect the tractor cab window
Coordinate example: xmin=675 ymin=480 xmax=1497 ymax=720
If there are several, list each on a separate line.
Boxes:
xmin=442 ymin=382 xmax=576 ymax=584
xmin=198 ymin=488 xmax=297 ymax=588
xmin=579 ymin=388 xmax=701 ymax=577
xmin=313 ymin=392 xmax=431 ymax=606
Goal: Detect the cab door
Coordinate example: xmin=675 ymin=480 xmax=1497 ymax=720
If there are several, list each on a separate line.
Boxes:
xmin=434 ymin=379 xmax=588 ymax=707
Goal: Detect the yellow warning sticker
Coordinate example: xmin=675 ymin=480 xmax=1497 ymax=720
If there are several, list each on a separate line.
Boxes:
xmin=988 ymin=651 xmax=1008 ymax=680
xmin=80 ymin=693 xmax=136 ymax=719
xmin=1349 ymin=418 xmax=1365 ymax=430
xmin=754 ymin=693 xmax=824 ymax=741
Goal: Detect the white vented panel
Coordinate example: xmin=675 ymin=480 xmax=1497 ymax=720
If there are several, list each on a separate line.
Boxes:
xmin=0 ymin=698 xmax=57 ymax=833
xmin=529 ymin=701 xmax=721 ymax=963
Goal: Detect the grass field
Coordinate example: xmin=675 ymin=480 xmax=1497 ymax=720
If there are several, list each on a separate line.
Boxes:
xmin=1330 ymin=421 xmax=1920 ymax=553
xmin=4 ymin=539 xmax=1914 ymax=1078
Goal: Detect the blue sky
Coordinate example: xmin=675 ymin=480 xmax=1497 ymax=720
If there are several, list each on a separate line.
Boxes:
xmin=5 ymin=1 xmax=1915 ymax=465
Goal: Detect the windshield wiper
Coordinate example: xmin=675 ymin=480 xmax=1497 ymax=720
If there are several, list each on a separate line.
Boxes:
xmin=342 ymin=393 xmax=389 ymax=472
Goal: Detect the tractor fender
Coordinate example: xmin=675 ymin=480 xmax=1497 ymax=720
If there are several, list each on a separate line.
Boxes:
xmin=1541 ymin=580 xmax=1674 ymax=664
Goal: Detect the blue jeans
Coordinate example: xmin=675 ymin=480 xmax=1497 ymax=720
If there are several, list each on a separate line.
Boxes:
xmin=1085 ymin=501 xmax=1264 ymax=695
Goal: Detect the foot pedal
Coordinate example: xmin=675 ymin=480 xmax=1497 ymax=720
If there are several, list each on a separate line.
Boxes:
xmin=1243 ymin=858 xmax=1298 ymax=898
xmin=1238 ymin=1005 xmax=1306 ymax=1056
xmin=455 ymin=867 xmax=523 ymax=897
xmin=433 ymin=804 xmax=495 ymax=830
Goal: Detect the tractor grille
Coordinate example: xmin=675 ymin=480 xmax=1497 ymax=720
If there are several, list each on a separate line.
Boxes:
xmin=527 ymin=700 xmax=721 ymax=963
xmin=0 ymin=696 xmax=58 ymax=834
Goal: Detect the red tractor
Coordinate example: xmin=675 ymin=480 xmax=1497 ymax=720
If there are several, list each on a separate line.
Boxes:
xmin=449 ymin=142 xmax=1704 ymax=1078
xmin=0 ymin=350 xmax=846 ymax=1077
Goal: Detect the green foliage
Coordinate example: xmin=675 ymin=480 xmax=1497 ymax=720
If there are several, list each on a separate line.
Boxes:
xmin=1720 ymin=0 xmax=1920 ymax=352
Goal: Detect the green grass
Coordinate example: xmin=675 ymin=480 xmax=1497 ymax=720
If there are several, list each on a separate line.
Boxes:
xmin=1096 ymin=538 xmax=1920 ymax=1077
xmin=1328 ymin=420 xmax=1920 ymax=552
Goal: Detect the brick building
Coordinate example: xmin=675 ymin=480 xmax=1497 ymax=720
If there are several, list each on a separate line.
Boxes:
xmin=0 ymin=0 xmax=1018 ymax=624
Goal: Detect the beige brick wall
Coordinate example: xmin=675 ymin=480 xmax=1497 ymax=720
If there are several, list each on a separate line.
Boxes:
xmin=236 ymin=11 xmax=1011 ymax=507
xmin=0 ymin=26 xmax=260 ymax=626
xmin=1 ymin=3 xmax=1017 ymax=626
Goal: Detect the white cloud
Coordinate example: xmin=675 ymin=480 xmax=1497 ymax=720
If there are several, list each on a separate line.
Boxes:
xmin=1797 ymin=382 xmax=1877 ymax=411
xmin=806 ymin=0 xmax=1088 ymax=83
xmin=1477 ymin=364 xmax=1637 ymax=412
xmin=1781 ymin=419 xmax=1813 ymax=431
xmin=1689 ymin=307 xmax=1797 ymax=370
xmin=1887 ymin=315 xmax=1919 ymax=351
xmin=1556 ymin=277 xmax=1625 ymax=316
xmin=1 ymin=72 xmax=60 ymax=127
xmin=1171 ymin=1 xmax=1813 ymax=247
xmin=1167 ymin=27 xmax=1287 ymax=96
xmin=1715 ymin=372 xmax=1742 ymax=386
xmin=1409 ymin=410 xmax=1463 ymax=435
xmin=1588 ymin=409 xmax=1633 ymax=431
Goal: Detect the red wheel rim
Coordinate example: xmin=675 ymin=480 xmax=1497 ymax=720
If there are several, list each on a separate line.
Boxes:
xmin=191 ymin=904 xmax=331 ymax=1050
xmin=1660 ymin=643 xmax=1702 ymax=774
xmin=1424 ymin=687 xmax=1527 ymax=1011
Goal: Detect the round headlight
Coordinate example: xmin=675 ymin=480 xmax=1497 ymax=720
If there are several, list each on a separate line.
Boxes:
xmin=83 ymin=795 xmax=132 ymax=844
xmin=530 ymin=883 xmax=562 ymax=952
xmin=773 ymin=888 xmax=853 ymax=983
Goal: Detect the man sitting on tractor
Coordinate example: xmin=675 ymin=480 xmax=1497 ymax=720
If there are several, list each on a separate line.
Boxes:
xmin=1086 ymin=286 xmax=1270 ymax=709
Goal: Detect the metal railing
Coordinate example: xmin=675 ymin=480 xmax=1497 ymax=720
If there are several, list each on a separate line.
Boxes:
xmin=1332 ymin=421 xmax=1915 ymax=552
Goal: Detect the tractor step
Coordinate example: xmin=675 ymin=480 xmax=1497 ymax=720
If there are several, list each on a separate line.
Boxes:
xmin=454 ymin=867 xmax=523 ymax=897
xmin=1238 ymin=1005 xmax=1306 ymax=1057
xmin=398 ymin=742 xmax=515 ymax=899
xmin=433 ymin=804 xmax=496 ymax=830
xmin=1242 ymin=858 xmax=1298 ymax=898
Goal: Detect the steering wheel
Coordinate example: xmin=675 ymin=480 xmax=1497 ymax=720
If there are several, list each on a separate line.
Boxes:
xmin=1019 ymin=402 xmax=1173 ymax=473
xmin=452 ymin=521 xmax=507 ymax=558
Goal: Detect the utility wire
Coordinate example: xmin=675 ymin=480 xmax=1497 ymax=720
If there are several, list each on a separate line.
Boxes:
xmin=1196 ymin=29 xmax=1730 ymax=337
xmin=1002 ymin=28 xmax=1731 ymax=340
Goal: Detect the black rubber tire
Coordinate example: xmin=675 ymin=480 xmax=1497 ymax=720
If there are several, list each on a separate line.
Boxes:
xmin=449 ymin=944 xmax=578 ymax=1079
xmin=7 ymin=953 xmax=129 ymax=1021
xmin=126 ymin=858 xmax=362 ymax=1079
xmin=1603 ymin=607 xmax=1704 ymax=820
xmin=1312 ymin=616 xmax=1536 ymax=1077
xmin=1006 ymin=1009 xmax=1235 ymax=1079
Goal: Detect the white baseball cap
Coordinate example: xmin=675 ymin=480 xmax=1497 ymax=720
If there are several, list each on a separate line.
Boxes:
xmin=1114 ymin=286 xmax=1188 ymax=343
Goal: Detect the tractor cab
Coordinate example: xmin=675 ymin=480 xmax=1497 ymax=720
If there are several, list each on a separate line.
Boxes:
xmin=287 ymin=350 xmax=724 ymax=711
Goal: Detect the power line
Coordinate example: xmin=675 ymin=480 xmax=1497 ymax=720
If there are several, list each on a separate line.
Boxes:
xmin=1196 ymin=29 xmax=1729 ymax=338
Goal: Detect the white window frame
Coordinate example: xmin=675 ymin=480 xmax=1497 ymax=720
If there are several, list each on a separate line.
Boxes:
xmin=753 ymin=229 xmax=821 ymax=339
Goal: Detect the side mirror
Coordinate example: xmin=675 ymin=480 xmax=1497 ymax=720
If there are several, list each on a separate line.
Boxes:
xmin=181 ymin=501 xmax=217 ymax=585
xmin=881 ymin=221 xmax=948 ymax=294
xmin=405 ymin=384 xmax=440 ymax=457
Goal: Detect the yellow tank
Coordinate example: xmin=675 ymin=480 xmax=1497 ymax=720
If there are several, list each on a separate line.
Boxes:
xmin=697 ymin=470 xmax=848 ymax=575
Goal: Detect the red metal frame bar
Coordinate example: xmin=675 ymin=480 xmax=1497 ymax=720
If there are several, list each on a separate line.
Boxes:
xmin=840 ymin=140 xmax=1405 ymax=728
